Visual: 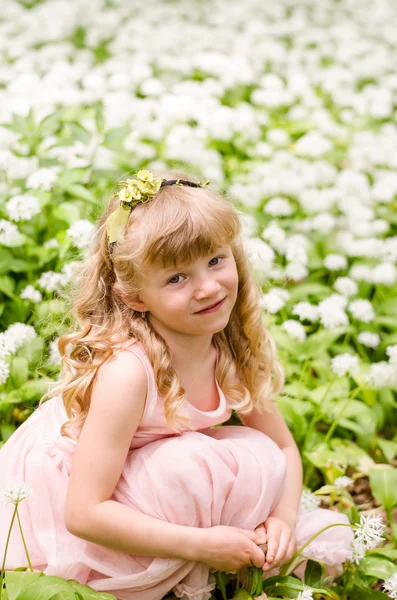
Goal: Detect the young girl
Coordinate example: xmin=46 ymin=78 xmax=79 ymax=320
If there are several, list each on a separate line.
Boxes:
xmin=0 ymin=169 xmax=353 ymax=600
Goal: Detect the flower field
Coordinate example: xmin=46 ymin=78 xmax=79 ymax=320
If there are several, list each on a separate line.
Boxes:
xmin=0 ymin=0 xmax=397 ymax=598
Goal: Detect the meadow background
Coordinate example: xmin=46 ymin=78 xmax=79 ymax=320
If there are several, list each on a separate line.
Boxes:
xmin=0 ymin=0 xmax=397 ymax=598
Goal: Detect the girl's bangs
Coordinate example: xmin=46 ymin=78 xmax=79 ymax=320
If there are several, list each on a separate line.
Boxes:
xmin=142 ymin=207 xmax=238 ymax=270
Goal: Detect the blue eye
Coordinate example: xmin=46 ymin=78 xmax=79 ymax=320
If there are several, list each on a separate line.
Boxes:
xmin=167 ymin=256 xmax=224 ymax=285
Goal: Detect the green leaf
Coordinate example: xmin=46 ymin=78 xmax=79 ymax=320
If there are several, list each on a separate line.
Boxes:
xmin=377 ymin=437 xmax=397 ymax=462
xmin=4 ymin=571 xmax=44 ymax=600
xmin=67 ymin=579 xmax=117 ymax=599
xmin=358 ymin=556 xmax=397 ymax=580
xmin=65 ymin=184 xmax=96 ymax=204
xmin=12 ymin=575 xmax=76 ymax=599
xmin=369 ymin=466 xmax=397 ymax=513
xmin=1 ymin=424 xmax=16 ymax=441
xmin=9 ymin=357 xmax=29 ymax=388
xmin=0 ymin=275 xmax=16 ymax=297
xmin=231 ymin=590 xmax=252 ymax=600
xmin=304 ymin=560 xmax=323 ymax=586
xmin=53 ymin=202 xmax=81 ymax=225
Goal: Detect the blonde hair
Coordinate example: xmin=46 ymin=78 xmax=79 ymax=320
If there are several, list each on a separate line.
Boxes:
xmin=39 ymin=169 xmax=284 ymax=440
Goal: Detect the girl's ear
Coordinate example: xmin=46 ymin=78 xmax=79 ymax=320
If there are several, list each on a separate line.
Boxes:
xmin=113 ymin=282 xmax=148 ymax=312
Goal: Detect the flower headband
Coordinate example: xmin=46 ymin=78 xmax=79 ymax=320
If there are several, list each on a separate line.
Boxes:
xmin=106 ymin=170 xmax=210 ymax=253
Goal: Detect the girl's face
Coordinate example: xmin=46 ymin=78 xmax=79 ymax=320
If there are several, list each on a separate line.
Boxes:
xmin=136 ymin=245 xmax=239 ymax=336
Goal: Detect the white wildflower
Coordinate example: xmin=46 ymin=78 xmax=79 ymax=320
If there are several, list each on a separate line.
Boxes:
xmin=5 ymin=323 xmax=36 ymax=351
xmin=260 ymin=287 xmax=290 ymax=314
xmin=354 ymin=511 xmax=385 ymax=552
xmin=66 ymin=219 xmax=95 ymax=250
xmin=38 ymin=271 xmax=68 ymax=293
xmin=318 ymin=296 xmax=349 ymax=329
xmin=261 ymin=222 xmax=286 ymax=253
xmin=20 ymin=284 xmax=42 ymax=304
xmin=386 ymin=345 xmax=397 ymax=366
xmin=300 ymin=489 xmax=321 ymax=513
xmin=350 ymin=264 xmax=373 ymax=282
xmin=0 ymin=219 xmax=23 ymax=245
xmin=6 ymin=195 xmax=41 ymax=222
xmin=292 ymin=302 xmax=320 ymax=323
xmin=334 ymin=476 xmax=354 ymax=489
xmin=324 ymin=254 xmax=348 ymax=271
xmin=372 ymin=263 xmax=396 ymax=286
xmin=297 ymin=586 xmax=314 ymax=600
xmin=358 ymin=332 xmax=380 ymax=348
xmin=349 ymin=299 xmax=375 ymax=323
xmin=0 ymin=358 xmax=10 ymax=386
xmin=366 ymin=362 xmax=397 ymax=388
xmin=26 ymin=167 xmax=59 ymax=191
xmin=245 ymin=238 xmax=275 ymax=275
xmin=264 ymin=197 xmax=294 ymax=217
xmin=295 ymin=131 xmax=333 ymax=157
xmin=331 ymin=353 xmax=360 ymax=377
xmin=333 ymin=277 xmax=358 ymax=297
xmin=285 ymin=262 xmax=308 ymax=281
xmin=282 ymin=320 xmax=306 ymax=341
xmin=0 ymin=482 xmax=33 ymax=505
xmin=383 ymin=573 xmax=397 ymax=599
xmin=44 ymin=238 xmax=60 ymax=249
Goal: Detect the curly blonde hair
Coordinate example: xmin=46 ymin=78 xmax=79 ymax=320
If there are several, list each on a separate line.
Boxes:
xmin=39 ymin=169 xmax=284 ymax=440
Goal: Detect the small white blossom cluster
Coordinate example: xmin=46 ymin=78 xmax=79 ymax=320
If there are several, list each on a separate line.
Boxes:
xmin=383 ymin=573 xmax=397 ymax=599
xmin=300 ymin=489 xmax=321 ymax=513
xmin=282 ymin=319 xmax=306 ymax=341
xmin=26 ymin=167 xmax=59 ymax=191
xmin=333 ymin=277 xmax=358 ymax=297
xmin=0 ymin=219 xmax=23 ymax=246
xmin=264 ymin=196 xmax=294 ymax=217
xmin=296 ymin=586 xmax=314 ymax=600
xmin=292 ymin=301 xmax=319 ymax=322
xmin=0 ymin=323 xmax=37 ymax=385
xmin=334 ymin=476 xmax=354 ymax=489
xmin=260 ymin=287 xmax=290 ymax=314
xmin=348 ymin=299 xmax=376 ymax=323
xmin=366 ymin=343 xmax=397 ymax=388
xmin=358 ymin=332 xmax=380 ymax=349
xmin=66 ymin=219 xmax=95 ymax=250
xmin=37 ymin=261 xmax=79 ymax=293
xmin=318 ymin=294 xmax=349 ymax=329
xmin=350 ymin=511 xmax=385 ymax=564
xmin=324 ymin=254 xmax=348 ymax=271
xmin=48 ymin=338 xmax=62 ymax=366
xmin=20 ymin=284 xmax=42 ymax=304
xmin=331 ymin=353 xmax=360 ymax=377
xmin=0 ymin=481 xmax=33 ymax=505
xmin=6 ymin=194 xmax=41 ymax=222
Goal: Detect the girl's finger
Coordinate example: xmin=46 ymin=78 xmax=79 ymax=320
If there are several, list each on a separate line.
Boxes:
xmin=263 ymin=526 xmax=280 ymax=566
xmin=271 ymin=529 xmax=290 ymax=567
xmin=284 ymin=538 xmax=298 ymax=565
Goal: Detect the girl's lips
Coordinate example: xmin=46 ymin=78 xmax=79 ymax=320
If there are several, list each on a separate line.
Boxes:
xmin=195 ymin=297 xmax=226 ymax=314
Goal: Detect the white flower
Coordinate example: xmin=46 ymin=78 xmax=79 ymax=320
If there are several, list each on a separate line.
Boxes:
xmin=333 ymin=277 xmax=358 ymax=297
xmin=245 ymin=238 xmax=275 ymax=274
xmin=372 ymin=263 xmax=396 ymax=286
xmin=297 ymin=586 xmax=314 ymax=600
xmin=386 ymin=345 xmax=397 ymax=366
xmin=20 ymin=284 xmax=42 ymax=303
xmin=0 ymin=358 xmax=10 ymax=385
xmin=285 ymin=262 xmax=308 ymax=281
xmin=352 ymin=511 xmax=385 ymax=562
xmin=44 ymin=238 xmax=60 ymax=249
xmin=350 ymin=264 xmax=373 ymax=282
xmin=26 ymin=167 xmax=59 ymax=191
xmin=6 ymin=195 xmax=41 ymax=222
xmin=5 ymin=323 xmax=36 ymax=351
xmin=66 ymin=219 xmax=95 ymax=250
xmin=264 ymin=197 xmax=294 ymax=217
xmin=383 ymin=572 xmax=397 ymax=599
xmin=261 ymin=222 xmax=286 ymax=253
xmin=334 ymin=476 xmax=354 ymax=489
xmin=331 ymin=353 xmax=360 ymax=377
xmin=300 ymin=489 xmax=321 ymax=513
xmin=260 ymin=287 xmax=290 ymax=314
xmin=349 ymin=299 xmax=375 ymax=323
xmin=282 ymin=320 xmax=306 ymax=341
xmin=358 ymin=332 xmax=380 ymax=348
xmin=292 ymin=302 xmax=320 ymax=322
xmin=366 ymin=362 xmax=397 ymax=388
xmin=0 ymin=482 xmax=33 ymax=505
xmin=38 ymin=271 xmax=68 ymax=293
xmin=295 ymin=131 xmax=333 ymax=157
xmin=318 ymin=296 xmax=349 ymax=329
xmin=324 ymin=254 xmax=348 ymax=271
xmin=0 ymin=219 xmax=23 ymax=245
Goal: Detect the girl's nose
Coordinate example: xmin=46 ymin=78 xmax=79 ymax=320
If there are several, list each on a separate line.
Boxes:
xmin=195 ymin=279 xmax=222 ymax=299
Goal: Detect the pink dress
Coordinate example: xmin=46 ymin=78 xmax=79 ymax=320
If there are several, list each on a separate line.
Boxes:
xmin=0 ymin=339 xmax=353 ymax=600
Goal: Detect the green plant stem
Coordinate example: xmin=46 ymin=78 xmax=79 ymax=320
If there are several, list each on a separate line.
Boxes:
xmin=279 ymin=522 xmax=353 ymax=577
xmin=0 ymin=504 xmax=18 ymax=600
xmin=16 ymin=509 xmax=33 ymax=572
xmin=323 ymin=385 xmax=363 ymax=447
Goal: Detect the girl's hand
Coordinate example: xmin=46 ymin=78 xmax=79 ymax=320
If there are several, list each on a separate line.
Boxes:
xmin=196 ymin=525 xmax=266 ymax=573
xmin=257 ymin=516 xmax=297 ymax=572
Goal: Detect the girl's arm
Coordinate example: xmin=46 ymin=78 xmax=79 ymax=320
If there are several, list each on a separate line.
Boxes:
xmin=64 ymin=350 xmax=202 ymax=562
xmin=238 ymin=403 xmax=303 ymax=525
